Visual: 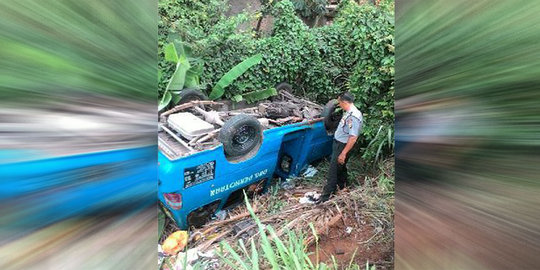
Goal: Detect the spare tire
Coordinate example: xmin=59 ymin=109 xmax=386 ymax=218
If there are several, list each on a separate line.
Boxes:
xmin=219 ymin=114 xmax=263 ymax=159
xmin=322 ymin=99 xmax=343 ymax=133
xmin=178 ymin=88 xmax=207 ymax=104
xmin=269 ymin=82 xmax=293 ymax=102
xmin=275 ymin=82 xmax=293 ymax=92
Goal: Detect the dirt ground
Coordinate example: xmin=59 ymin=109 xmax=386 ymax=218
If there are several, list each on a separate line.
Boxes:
xmin=308 ymin=216 xmax=393 ymax=269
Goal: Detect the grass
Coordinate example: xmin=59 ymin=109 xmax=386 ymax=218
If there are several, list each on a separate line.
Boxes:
xmin=214 ymin=157 xmax=394 ymax=270
xmin=159 ymin=155 xmax=394 ymax=270
xmin=267 ymin=182 xmax=288 ymax=214
xmin=216 ymin=193 xmax=353 ymax=270
xmin=215 ymin=193 xmax=388 ymax=270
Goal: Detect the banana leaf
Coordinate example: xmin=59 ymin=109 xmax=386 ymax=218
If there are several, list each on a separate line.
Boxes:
xmin=243 ymin=87 xmax=277 ymax=103
xmin=166 ymin=54 xmax=190 ymax=90
xmin=231 ymin=94 xmax=243 ymax=102
xmin=209 ymin=54 xmax=263 ymax=100
xmin=163 ymin=42 xmax=178 ymax=63
xmin=158 ymin=91 xmax=172 ymax=111
xmin=184 ymin=59 xmax=203 ymax=88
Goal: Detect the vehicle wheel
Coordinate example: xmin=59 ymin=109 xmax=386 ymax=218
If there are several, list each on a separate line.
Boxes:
xmin=322 ymin=99 xmax=342 ymax=133
xmin=178 ymin=88 xmax=207 ymax=104
xmin=275 ymin=82 xmax=293 ymax=92
xmin=219 ymin=114 xmax=263 ymax=158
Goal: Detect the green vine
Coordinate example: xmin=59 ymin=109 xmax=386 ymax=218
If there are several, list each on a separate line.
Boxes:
xmin=159 ymin=0 xmax=394 ymax=164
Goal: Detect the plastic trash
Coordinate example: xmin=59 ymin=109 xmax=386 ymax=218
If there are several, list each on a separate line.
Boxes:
xmin=281 ymin=178 xmax=296 ymax=190
xmin=214 ymin=210 xmax=228 ymax=221
xmin=299 ymin=191 xmax=321 ymax=204
xmin=175 ymin=248 xmax=199 ymax=270
xmin=302 ymin=165 xmax=318 ymax=178
xmin=158 ymin=245 xmax=165 ymax=265
xmin=299 ymin=197 xmax=313 ymax=204
xmin=197 ymin=249 xmax=216 ymax=258
xmin=162 ymin=231 xmax=189 ymax=255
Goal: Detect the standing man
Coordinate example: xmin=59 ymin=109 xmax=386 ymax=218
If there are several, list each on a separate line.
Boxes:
xmin=318 ymin=92 xmax=362 ymax=203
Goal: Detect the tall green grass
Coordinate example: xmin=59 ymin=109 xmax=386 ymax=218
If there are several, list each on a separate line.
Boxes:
xmin=215 ymin=193 xmax=369 ymax=270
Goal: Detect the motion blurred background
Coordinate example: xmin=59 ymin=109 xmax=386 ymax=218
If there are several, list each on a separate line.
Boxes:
xmin=2 ymin=0 xmax=539 ymax=269
xmin=0 ymin=0 xmax=157 ymax=269
xmin=395 ymin=0 xmax=540 ymax=269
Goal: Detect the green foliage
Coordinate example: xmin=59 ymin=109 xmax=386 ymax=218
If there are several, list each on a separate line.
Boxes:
xmin=209 ymin=54 xmax=263 ymax=100
xmin=309 ymin=1 xmax=395 ymax=164
xmin=158 ymin=0 xmax=227 ymax=100
xmin=163 ymin=42 xmax=179 ymax=62
xmin=159 ymin=42 xmax=203 ymax=110
xmin=0 ymin=0 xmax=156 ymax=103
xmin=292 ymin=0 xmax=328 ymax=18
xmin=216 ymin=193 xmax=350 ymax=269
xmin=167 ymin=54 xmax=190 ymax=90
xmin=242 ymin=87 xmax=278 ymax=103
xmin=159 ymin=0 xmax=394 ymax=164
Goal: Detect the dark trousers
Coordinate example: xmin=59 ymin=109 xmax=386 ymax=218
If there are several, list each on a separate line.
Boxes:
xmin=321 ymin=140 xmax=350 ymax=201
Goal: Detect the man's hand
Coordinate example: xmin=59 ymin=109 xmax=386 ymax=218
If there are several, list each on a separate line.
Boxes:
xmin=338 ymin=136 xmax=358 ymax=165
xmin=338 ymin=152 xmax=347 ymax=164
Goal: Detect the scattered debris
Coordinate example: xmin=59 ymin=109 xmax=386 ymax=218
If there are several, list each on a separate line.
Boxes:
xmin=300 ymin=191 xmax=321 ymax=204
xmin=302 ymin=165 xmax=319 ymax=178
xmin=190 ymin=184 xmax=391 ymax=253
xmin=162 ymin=231 xmax=189 ymax=255
xmin=158 ymin=245 xmax=165 ymax=266
xmin=280 ymin=177 xmax=296 ymax=190
xmin=175 ymin=248 xmax=199 ymax=270
xmin=214 ymin=210 xmax=228 ymax=221
xmin=299 ymin=197 xmax=313 ymax=204
xmin=159 ymin=158 xmax=395 ymax=269
xmin=197 ymin=249 xmax=216 ymax=259
xmin=232 ymin=219 xmax=257 ymax=239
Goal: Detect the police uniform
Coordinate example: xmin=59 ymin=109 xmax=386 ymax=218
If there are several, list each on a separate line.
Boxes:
xmin=321 ymin=105 xmax=362 ymax=201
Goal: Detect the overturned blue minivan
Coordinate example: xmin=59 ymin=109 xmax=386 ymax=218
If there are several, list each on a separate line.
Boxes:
xmin=158 ymin=89 xmax=333 ymax=229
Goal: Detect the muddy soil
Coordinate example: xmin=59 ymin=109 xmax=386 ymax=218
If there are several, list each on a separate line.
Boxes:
xmin=308 ymin=216 xmax=393 ymax=269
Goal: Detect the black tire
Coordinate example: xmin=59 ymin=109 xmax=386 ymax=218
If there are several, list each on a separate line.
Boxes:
xmin=178 ymin=88 xmax=207 ymax=104
xmin=219 ymin=114 xmax=263 ymax=158
xmin=321 ymin=99 xmax=337 ymax=117
xmin=322 ymin=99 xmax=343 ymax=133
xmin=275 ymin=82 xmax=293 ymax=92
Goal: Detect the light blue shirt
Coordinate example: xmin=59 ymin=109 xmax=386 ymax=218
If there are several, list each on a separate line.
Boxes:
xmin=334 ymin=105 xmax=362 ymax=143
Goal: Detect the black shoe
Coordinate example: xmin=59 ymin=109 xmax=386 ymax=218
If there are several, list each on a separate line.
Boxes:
xmin=314 ymin=197 xmax=328 ymax=205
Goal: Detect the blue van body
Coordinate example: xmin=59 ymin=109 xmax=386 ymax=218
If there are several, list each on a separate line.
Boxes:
xmin=158 ymin=120 xmax=332 ymax=229
xmin=0 ymin=146 xmax=156 ymax=237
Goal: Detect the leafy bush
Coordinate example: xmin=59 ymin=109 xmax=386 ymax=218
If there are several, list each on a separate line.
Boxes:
xmin=292 ymin=0 xmax=328 ymax=19
xmin=158 ymin=0 xmax=394 ymax=164
xmin=334 ymin=1 xmax=395 ymax=163
xmin=158 ymin=0 xmax=228 ymax=97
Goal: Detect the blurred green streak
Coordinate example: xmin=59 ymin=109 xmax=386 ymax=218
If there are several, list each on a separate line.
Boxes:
xmin=395 ymin=0 xmax=540 ymax=269
xmin=0 ymin=0 xmax=157 ymax=103
xmin=396 ymin=0 xmax=540 ymax=145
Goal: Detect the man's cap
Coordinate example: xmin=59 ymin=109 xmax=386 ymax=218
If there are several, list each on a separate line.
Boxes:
xmin=338 ymin=92 xmax=355 ymax=103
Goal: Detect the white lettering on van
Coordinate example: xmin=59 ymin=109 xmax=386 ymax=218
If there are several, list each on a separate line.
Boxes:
xmin=210 ymin=169 xmax=268 ymax=197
